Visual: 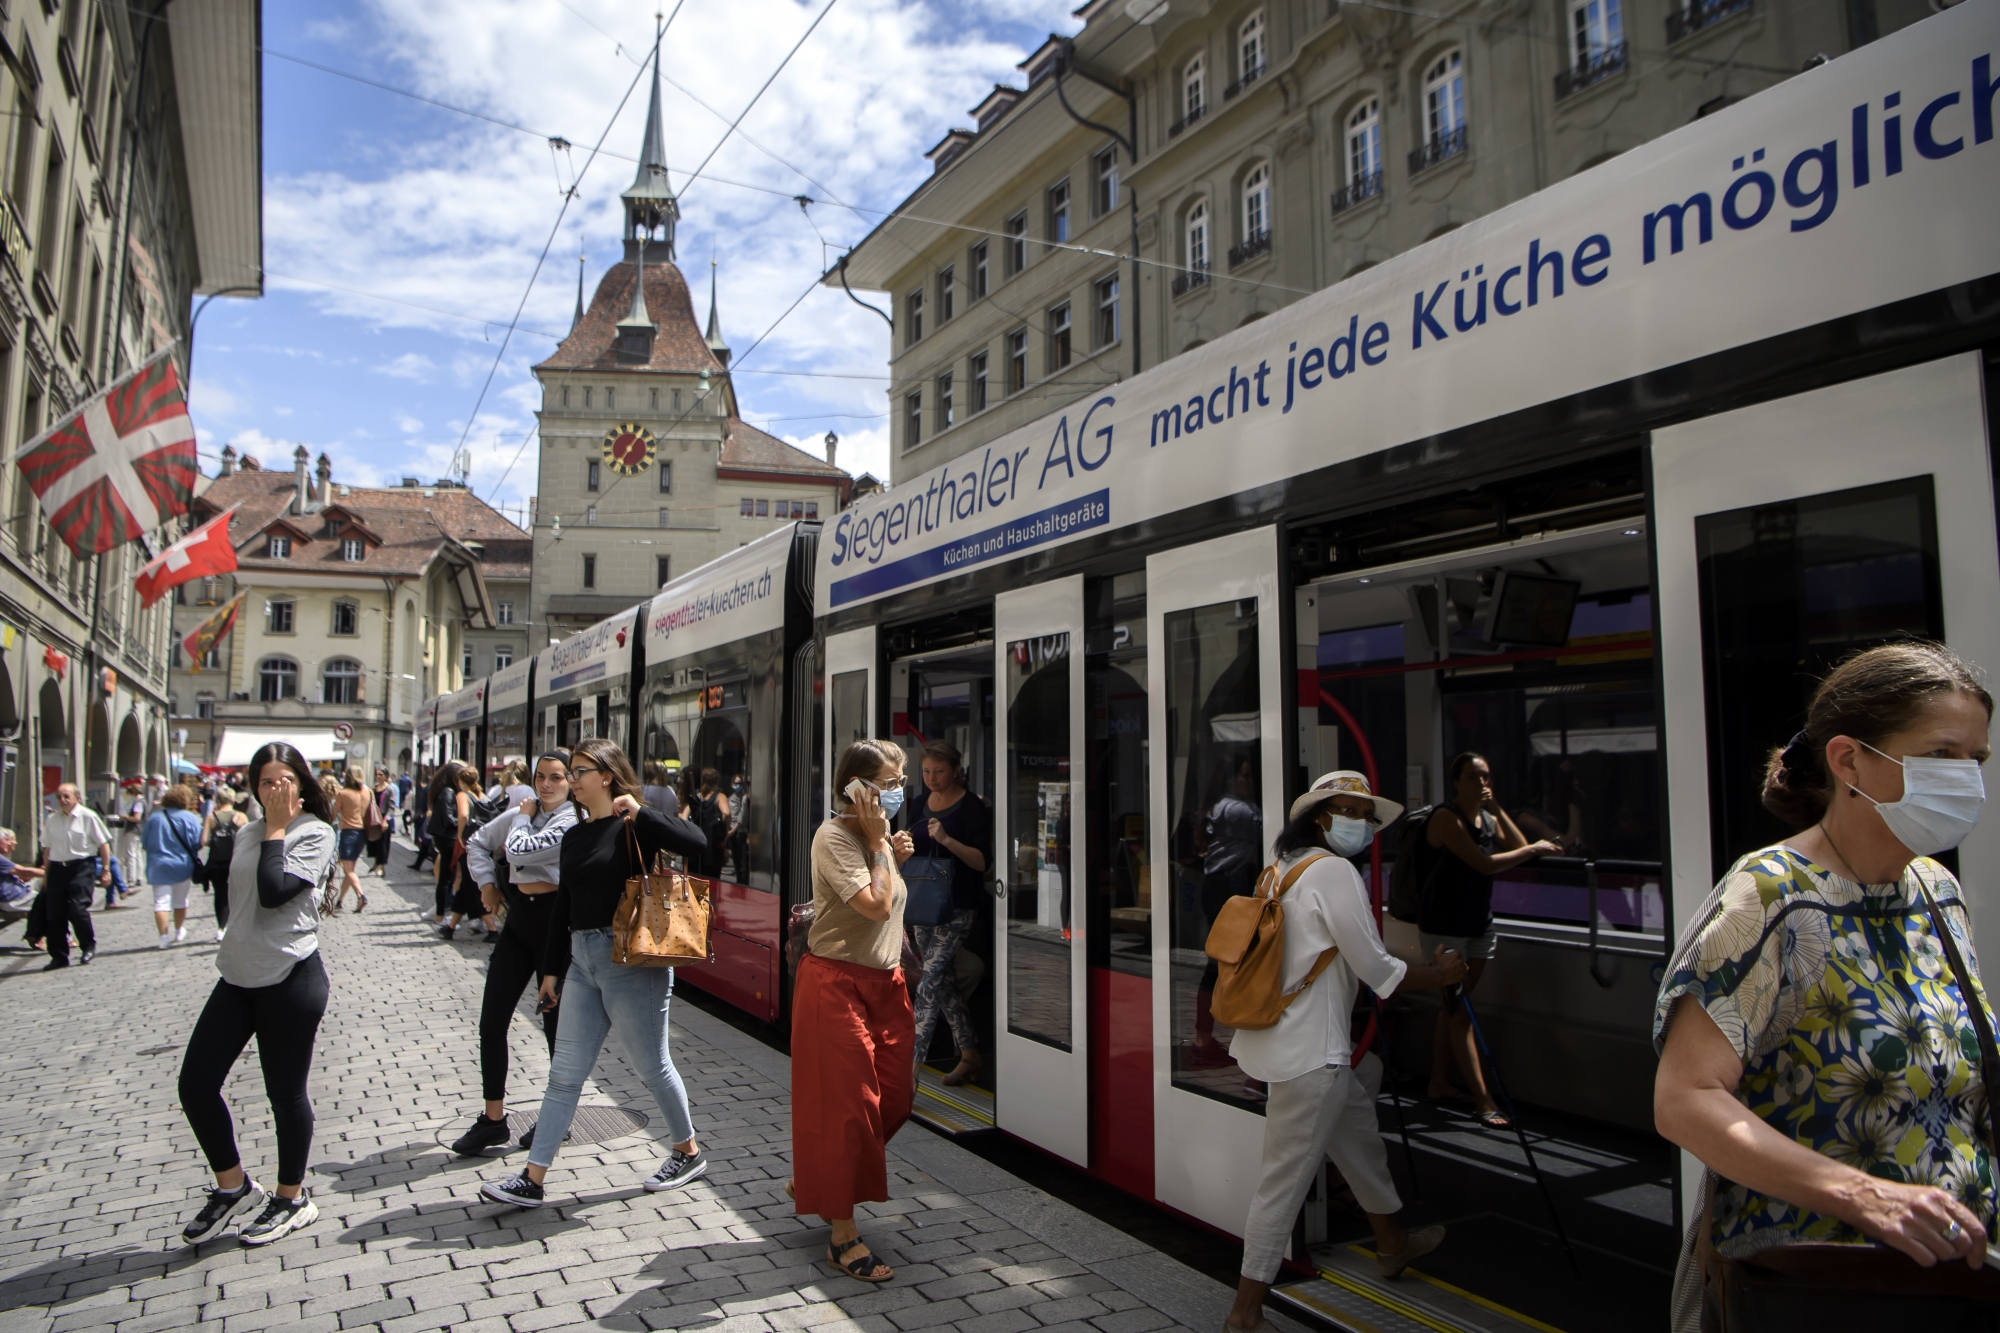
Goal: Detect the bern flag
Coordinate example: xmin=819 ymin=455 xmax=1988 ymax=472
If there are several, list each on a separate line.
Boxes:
xmin=135 ymin=503 xmax=240 ymax=608
xmin=182 ymin=592 xmax=245 ymax=674
xmin=14 ymin=351 xmax=198 ymax=557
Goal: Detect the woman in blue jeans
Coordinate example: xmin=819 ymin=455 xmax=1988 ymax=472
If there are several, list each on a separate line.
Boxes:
xmin=481 ymin=737 xmax=709 ymax=1209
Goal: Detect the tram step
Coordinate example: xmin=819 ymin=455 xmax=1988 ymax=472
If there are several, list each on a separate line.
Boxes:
xmin=1271 ymin=1244 xmax=1560 ymax=1333
xmin=910 ymin=1066 xmax=995 ymax=1137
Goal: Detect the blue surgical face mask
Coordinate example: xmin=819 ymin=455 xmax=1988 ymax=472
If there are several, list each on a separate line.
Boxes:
xmin=1326 ymin=814 xmax=1373 ymax=857
xmin=877 ymin=785 xmax=907 ymax=819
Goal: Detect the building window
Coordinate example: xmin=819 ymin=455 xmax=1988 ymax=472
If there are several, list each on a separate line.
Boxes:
xmin=202 ymin=644 xmax=223 ymax=670
xmin=1242 ymin=163 xmax=1271 ymax=244
xmin=200 ymin=575 xmax=221 ymax=603
xmin=323 ymin=658 xmax=362 ymax=705
xmin=970 ymin=350 xmax=989 ymax=413
xmin=561 ymin=386 xmax=570 ymax=407
xmin=936 ymin=372 xmax=954 ymax=433
xmin=495 ymin=647 xmax=513 ymax=669
xmin=938 ymin=266 xmax=955 ymax=322
xmin=756 ymin=499 xmax=770 ymax=517
xmin=587 ymin=460 xmax=600 ymax=491
xmin=195 ymin=692 xmax=215 ymax=720
xmin=606 ymin=387 xmax=615 ymax=410
xmin=584 ymin=387 xmax=593 ymax=408
xmin=331 ymin=600 xmax=359 ymax=635
xmin=1342 ymin=99 xmax=1384 ymax=208
xmin=1187 ymin=199 xmax=1210 ymax=271
xmin=906 ymin=391 xmax=923 ymax=448
xmin=585 ymin=506 xmax=597 ymax=525
xmin=1179 ymin=55 xmax=1206 ymax=131
xmin=658 ymin=508 xmax=670 ymax=527
xmin=267 ymin=599 xmax=294 ymax=634
xmin=651 ymin=388 xmax=659 ymax=410
xmin=1236 ymin=10 xmax=1267 ymax=88
xmin=1046 ymin=179 xmax=1070 ymax=246
xmin=1421 ymin=49 xmax=1467 ymax=165
xmin=659 ymin=460 xmax=672 ymax=492
xmin=497 ymin=600 xmax=514 ymax=625
xmin=462 ymin=647 xmax=474 ymax=677
xmin=340 ymin=537 xmax=364 ymax=562
xmin=1093 ymin=276 xmax=1119 ymax=348
xmin=1005 ymin=211 xmax=1027 ymax=276
xmin=265 ymin=535 xmax=290 ymax=558
xmin=905 ymin=288 xmax=924 ymax=345
xmin=582 ymin=553 xmax=596 ymax=588
xmin=1093 ymin=147 xmax=1118 ymax=217
xmin=1007 ymin=329 xmax=1027 ymax=394
xmin=971 ymin=242 xmax=989 ymax=299
xmin=258 ymin=657 xmax=298 ymax=702
xmin=740 ymin=497 xmax=754 ymax=516
xmin=1048 ymin=303 xmax=1072 ymax=373
xmin=805 ymin=501 xmax=819 ymax=519
xmin=674 ymin=388 xmax=683 ymax=411
xmin=1561 ymin=0 xmax=1626 ymax=93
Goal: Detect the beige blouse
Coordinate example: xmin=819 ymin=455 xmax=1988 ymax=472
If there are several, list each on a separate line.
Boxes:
xmin=807 ymin=819 xmax=906 ymax=970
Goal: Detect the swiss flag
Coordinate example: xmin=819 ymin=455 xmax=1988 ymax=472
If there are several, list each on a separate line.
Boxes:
xmin=14 ymin=351 xmax=198 ymax=557
xmin=135 ymin=504 xmax=240 ymax=607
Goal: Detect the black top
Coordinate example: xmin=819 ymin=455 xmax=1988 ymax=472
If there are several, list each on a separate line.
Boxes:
xmin=1420 ymin=806 xmax=1499 ymax=937
xmin=544 ymin=804 xmax=706 ymax=976
xmin=907 ymin=790 xmax=992 ymax=912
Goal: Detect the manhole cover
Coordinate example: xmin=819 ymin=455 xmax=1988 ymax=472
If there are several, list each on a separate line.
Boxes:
xmin=434 ymin=1104 xmax=648 ymax=1154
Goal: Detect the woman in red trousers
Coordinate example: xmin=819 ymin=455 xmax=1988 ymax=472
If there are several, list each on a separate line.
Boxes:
xmin=792 ymin=738 xmax=914 ymax=1283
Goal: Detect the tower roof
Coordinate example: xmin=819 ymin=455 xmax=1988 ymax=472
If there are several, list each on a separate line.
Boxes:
xmin=535 ymin=258 xmax=724 ymax=378
xmin=705 ymin=261 xmax=729 ymax=356
xmin=621 ymin=50 xmax=675 ymax=207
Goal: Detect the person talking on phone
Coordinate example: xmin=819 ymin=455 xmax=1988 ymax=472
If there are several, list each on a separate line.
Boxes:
xmin=175 ymin=742 xmax=337 ymax=1247
xmin=449 ymin=749 xmax=576 ymax=1157
xmin=480 ymin=738 xmax=707 ymax=1209
xmin=790 ymin=739 xmax=918 ymax=1284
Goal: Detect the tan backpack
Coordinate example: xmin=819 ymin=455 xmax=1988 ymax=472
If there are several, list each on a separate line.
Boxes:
xmin=1204 ymin=852 xmax=1338 ymax=1031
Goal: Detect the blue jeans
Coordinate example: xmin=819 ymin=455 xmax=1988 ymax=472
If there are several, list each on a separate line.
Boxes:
xmin=527 ymin=928 xmax=695 ymax=1169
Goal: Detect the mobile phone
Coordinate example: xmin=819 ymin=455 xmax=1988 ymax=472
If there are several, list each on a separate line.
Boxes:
xmin=537 ymin=992 xmax=557 ymax=1013
xmin=844 ymin=777 xmax=870 ymax=806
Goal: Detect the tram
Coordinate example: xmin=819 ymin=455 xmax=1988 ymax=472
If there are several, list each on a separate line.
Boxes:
xmin=425 ymin=11 xmax=1999 ymax=1327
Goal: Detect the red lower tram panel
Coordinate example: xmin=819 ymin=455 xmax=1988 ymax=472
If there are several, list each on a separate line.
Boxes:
xmin=677 ymin=879 xmax=781 ymax=1024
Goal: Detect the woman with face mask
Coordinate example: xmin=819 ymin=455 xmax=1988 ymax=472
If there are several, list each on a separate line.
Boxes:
xmin=1224 ymin=772 xmax=1469 ymax=1333
xmin=1655 ymin=642 xmax=2000 ymax=1331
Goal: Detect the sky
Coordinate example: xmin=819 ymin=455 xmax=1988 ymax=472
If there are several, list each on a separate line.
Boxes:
xmin=185 ymin=0 xmax=1084 ymax=529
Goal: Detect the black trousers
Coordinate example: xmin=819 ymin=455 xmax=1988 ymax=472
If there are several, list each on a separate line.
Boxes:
xmin=434 ymin=844 xmax=459 ymax=918
xmin=479 ymin=895 xmax=559 ymax=1101
xmin=178 ymin=952 xmax=329 ymax=1188
xmin=32 ymin=860 xmax=96 ymax=962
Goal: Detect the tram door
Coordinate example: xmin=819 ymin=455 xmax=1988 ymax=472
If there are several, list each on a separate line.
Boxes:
xmin=994 ymin=577 xmax=1089 ymax=1164
xmin=1147 ymin=527 xmax=1286 ymax=1231
xmin=1654 ymin=353 xmax=2000 ymax=1219
xmin=823 ymin=626 xmax=875 ymax=814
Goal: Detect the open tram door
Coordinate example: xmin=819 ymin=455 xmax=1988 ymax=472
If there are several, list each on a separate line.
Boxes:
xmin=823 ymin=626 xmax=876 ymax=814
xmin=1146 ymin=527 xmax=1288 ymax=1229
xmin=1653 ymin=353 xmax=2000 ymax=1227
xmin=993 ymin=577 xmax=1089 ymax=1164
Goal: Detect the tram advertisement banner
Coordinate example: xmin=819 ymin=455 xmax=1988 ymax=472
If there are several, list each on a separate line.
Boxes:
xmin=818 ymin=3 xmax=2000 ymax=614
xmin=487 ymin=658 xmax=532 ymax=713
xmin=541 ymin=607 xmax=638 ymax=696
xmin=645 ymin=523 xmax=789 ymax=666
xmin=440 ymin=680 xmax=485 ymax=730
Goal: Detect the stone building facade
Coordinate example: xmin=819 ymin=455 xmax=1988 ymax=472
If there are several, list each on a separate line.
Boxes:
xmin=839 ymin=0 xmax=1937 ymax=484
xmin=0 ymin=0 xmax=260 ymax=848
xmin=528 ymin=57 xmax=849 ymax=650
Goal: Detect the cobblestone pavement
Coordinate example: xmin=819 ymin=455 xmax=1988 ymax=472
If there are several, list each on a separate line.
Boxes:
xmin=0 ymin=843 xmax=1304 ymax=1333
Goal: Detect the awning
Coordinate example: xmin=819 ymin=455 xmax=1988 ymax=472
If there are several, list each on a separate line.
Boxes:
xmin=214 ymin=728 xmax=345 ymax=766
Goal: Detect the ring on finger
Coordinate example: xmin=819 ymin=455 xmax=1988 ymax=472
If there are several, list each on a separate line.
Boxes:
xmin=1947 ymin=1219 xmax=1964 ymax=1241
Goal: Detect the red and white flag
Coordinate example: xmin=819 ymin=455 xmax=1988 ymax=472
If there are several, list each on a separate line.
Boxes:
xmin=13 ymin=351 xmax=198 ymax=557
xmin=135 ymin=503 xmax=240 ymax=607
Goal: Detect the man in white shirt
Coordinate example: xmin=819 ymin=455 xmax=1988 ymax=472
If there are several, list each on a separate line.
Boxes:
xmin=1224 ymin=772 xmax=1469 ymax=1332
xmin=116 ymin=778 xmax=149 ymax=889
xmin=33 ymin=783 xmax=113 ymax=970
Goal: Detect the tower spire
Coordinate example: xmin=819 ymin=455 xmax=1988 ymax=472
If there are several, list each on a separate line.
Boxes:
xmin=705 ymin=258 xmax=731 ymax=369
xmin=572 ymin=252 xmax=586 ymax=330
xmin=620 ymin=20 xmax=678 ymax=261
xmin=615 ymin=236 xmax=656 ymax=363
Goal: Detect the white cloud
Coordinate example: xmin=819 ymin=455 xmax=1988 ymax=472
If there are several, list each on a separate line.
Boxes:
xmin=375 ymin=353 xmax=436 ymax=381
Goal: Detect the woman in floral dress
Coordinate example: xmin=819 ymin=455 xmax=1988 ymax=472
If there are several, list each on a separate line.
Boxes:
xmin=1654 ymin=641 xmax=1996 ymax=1328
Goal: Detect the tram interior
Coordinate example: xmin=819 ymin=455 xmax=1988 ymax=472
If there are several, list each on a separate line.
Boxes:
xmin=643 ymin=670 xmax=754 ymax=883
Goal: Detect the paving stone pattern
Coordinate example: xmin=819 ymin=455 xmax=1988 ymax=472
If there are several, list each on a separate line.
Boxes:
xmin=0 ymin=843 xmax=1304 ymax=1333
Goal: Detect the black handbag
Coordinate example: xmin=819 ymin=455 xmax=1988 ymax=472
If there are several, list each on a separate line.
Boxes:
xmin=900 ymin=856 xmax=957 ymax=926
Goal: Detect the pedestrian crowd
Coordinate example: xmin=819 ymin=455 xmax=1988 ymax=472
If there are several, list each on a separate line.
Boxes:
xmin=9 ymin=639 xmax=1999 ymax=1328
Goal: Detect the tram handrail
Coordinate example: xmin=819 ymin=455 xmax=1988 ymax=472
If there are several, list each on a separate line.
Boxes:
xmin=1496 ymin=854 xmax=1667 ymax=987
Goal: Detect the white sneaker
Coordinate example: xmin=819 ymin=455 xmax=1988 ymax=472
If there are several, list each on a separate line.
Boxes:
xmin=175 ymin=926 xmax=187 ymax=944
xmin=215 ymin=927 xmax=227 ymax=942
xmin=158 ymin=933 xmax=171 ymax=950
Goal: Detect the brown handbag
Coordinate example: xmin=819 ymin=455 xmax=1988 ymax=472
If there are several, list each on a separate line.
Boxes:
xmin=610 ymin=820 xmax=713 ymax=968
xmin=1698 ymin=863 xmax=2000 ymax=1330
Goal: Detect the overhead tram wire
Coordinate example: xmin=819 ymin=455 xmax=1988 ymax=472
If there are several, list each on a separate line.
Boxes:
xmin=670 ymin=0 xmax=841 ymax=207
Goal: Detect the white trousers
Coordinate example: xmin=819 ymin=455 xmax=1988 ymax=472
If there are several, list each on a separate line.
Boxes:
xmin=118 ymin=828 xmax=144 ymax=880
xmin=1239 ymin=1053 xmax=1403 ymax=1284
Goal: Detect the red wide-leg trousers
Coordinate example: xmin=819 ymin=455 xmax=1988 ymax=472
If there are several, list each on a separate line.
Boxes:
xmin=791 ymin=951 xmax=914 ymax=1220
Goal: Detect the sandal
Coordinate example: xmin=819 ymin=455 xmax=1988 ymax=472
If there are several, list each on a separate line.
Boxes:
xmin=784 ymin=1180 xmax=795 ymax=1202
xmin=1474 ymin=1108 xmax=1512 ymax=1130
xmin=827 ymin=1236 xmax=892 ymax=1283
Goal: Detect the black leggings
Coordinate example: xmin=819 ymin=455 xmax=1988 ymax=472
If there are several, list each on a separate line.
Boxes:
xmin=434 ymin=845 xmax=460 ymax=918
xmin=480 ymin=902 xmax=559 ymax=1101
xmin=178 ymin=953 xmax=329 ymax=1187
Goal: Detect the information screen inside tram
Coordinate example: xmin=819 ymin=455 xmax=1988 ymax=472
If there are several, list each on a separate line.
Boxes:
xmin=1005 ymin=633 xmax=1073 ymax=1052
xmin=1166 ymin=598 xmax=1264 ymax=1110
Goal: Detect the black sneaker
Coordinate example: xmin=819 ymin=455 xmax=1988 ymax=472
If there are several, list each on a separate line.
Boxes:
xmin=181 ymin=1181 xmax=264 ymax=1243
xmin=78 ymin=950 xmax=94 ymax=964
xmin=481 ymin=1172 xmax=545 ymax=1208
xmin=643 ymin=1147 xmax=707 ymax=1192
xmin=438 ymin=924 xmax=454 ymax=940
xmin=518 ymin=1122 xmax=537 ymax=1149
xmin=238 ymin=1189 xmax=318 ymax=1245
xmin=40 ymin=958 xmax=69 ymax=971
xmin=450 ymin=1114 xmax=512 ymax=1156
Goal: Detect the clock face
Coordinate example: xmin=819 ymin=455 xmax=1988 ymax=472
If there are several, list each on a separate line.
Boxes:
xmin=602 ymin=422 xmax=657 ymax=476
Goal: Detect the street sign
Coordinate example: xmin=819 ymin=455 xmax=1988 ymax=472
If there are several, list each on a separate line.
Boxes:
xmin=346 ymin=741 xmax=368 ymax=759
xmin=332 ymin=722 xmax=354 ymax=741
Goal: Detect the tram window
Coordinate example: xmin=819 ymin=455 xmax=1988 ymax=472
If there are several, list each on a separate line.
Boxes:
xmin=1695 ymin=475 xmax=1942 ymax=877
xmin=1166 ymin=597 xmax=1264 ymax=1110
xmin=1087 ymin=574 xmax=1150 ymax=978
xmin=694 ymin=710 xmax=750 ymax=885
xmin=831 ymin=669 xmax=870 ymax=756
xmin=1006 ymin=631 xmax=1073 ymax=1052
xmin=1318 ymin=622 xmax=1411 ymax=897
